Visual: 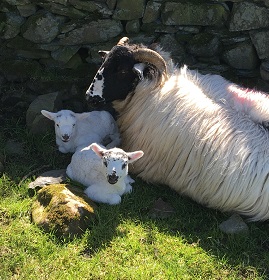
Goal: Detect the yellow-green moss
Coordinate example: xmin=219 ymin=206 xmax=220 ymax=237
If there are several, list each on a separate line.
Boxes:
xmin=31 ymin=184 xmax=97 ymax=238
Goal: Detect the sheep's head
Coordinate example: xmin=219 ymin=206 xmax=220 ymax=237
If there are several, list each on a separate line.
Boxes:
xmin=41 ymin=110 xmax=90 ymax=143
xmin=86 ymin=37 xmax=167 ymax=107
xmin=90 ymin=143 xmax=144 ymax=185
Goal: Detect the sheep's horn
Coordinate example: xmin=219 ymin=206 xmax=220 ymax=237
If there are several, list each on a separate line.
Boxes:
xmin=117 ymin=37 xmax=129 ymax=46
xmin=133 ymin=48 xmax=167 ymax=75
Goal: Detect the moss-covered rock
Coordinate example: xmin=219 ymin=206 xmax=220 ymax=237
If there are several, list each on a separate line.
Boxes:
xmin=31 ymin=184 xmax=97 ymax=238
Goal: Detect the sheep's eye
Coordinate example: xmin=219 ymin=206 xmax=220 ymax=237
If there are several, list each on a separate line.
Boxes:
xmin=122 ymin=162 xmax=127 ymax=169
xmin=103 ymin=161 xmax=108 ymax=167
xmin=56 ymin=124 xmax=59 ymax=127
xmin=72 ymin=124 xmax=75 ymax=127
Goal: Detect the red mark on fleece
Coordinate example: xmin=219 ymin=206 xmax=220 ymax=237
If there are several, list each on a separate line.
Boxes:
xmin=227 ymin=85 xmax=259 ymax=109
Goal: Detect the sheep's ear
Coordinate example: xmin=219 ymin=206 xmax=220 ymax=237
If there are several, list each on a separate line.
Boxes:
xmin=98 ymin=50 xmax=109 ymax=59
xmin=41 ymin=110 xmax=57 ymax=120
xmin=133 ymin=63 xmax=146 ymax=80
xmin=76 ymin=112 xmax=91 ymax=120
xmin=127 ymin=150 xmax=144 ymax=163
xmin=90 ymin=143 xmax=106 ymax=158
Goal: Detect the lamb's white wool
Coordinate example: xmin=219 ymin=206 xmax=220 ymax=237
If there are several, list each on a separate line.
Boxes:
xmin=66 ymin=143 xmax=144 ymax=205
xmin=113 ymin=58 xmax=269 ymax=221
xmin=41 ymin=109 xmax=120 ymax=153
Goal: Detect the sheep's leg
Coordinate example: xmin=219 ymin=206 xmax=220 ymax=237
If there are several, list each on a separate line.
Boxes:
xmin=124 ymin=183 xmax=133 ymax=194
xmin=106 ymin=132 xmax=121 ymax=148
xmin=84 ymin=185 xmax=121 ymax=205
xmin=125 ymin=175 xmax=135 ymax=184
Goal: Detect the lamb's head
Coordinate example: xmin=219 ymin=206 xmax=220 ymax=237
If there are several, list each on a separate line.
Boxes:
xmin=90 ymin=143 xmax=144 ymax=185
xmin=86 ymin=37 xmax=167 ymax=107
xmin=41 ymin=109 xmax=90 ymax=143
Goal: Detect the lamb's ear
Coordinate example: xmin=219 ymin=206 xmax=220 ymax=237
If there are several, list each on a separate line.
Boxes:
xmin=76 ymin=112 xmax=91 ymax=120
xmin=41 ymin=110 xmax=57 ymax=120
xmin=133 ymin=63 xmax=146 ymax=80
xmin=90 ymin=143 xmax=107 ymax=158
xmin=127 ymin=151 xmax=144 ymax=163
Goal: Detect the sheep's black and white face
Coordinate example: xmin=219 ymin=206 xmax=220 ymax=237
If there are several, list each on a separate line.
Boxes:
xmin=102 ymin=151 xmax=129 ymax=185
xmin=86 ymin=46 xmax=141 ymax=107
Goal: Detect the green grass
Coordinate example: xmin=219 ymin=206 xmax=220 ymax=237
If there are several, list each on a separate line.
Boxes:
xmin=1 ymin=118 xmax=269 ymax=280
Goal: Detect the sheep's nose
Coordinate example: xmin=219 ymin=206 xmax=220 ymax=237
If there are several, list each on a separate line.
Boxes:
xmin=107 ymin=172 xmax=119 ymax=185
xmin=62 ymin=134 xmax=70 ymax=142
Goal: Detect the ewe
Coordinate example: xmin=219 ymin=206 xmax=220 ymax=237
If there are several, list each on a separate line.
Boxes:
xmin=41 ymin=109 xmax=120 ymax=153
xmin=66 ymin=143 xmax=144 ymax=205
xmin=85 ymin=36 xmax=269 ymax=221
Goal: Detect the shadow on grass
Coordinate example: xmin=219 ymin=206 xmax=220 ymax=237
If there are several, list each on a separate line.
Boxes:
xmin=82 ymin=176 xmax=269 ymax=277
xmin=1 ymin=119 xmax=269 ymax=277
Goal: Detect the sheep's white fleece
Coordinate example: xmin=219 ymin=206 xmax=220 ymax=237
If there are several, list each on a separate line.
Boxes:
xmin=113 ymin=50 xmax=269 ymax=221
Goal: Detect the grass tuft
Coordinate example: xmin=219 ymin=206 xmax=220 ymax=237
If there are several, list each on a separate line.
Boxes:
xmin=0 ymin=119 xmax=269 ymax=279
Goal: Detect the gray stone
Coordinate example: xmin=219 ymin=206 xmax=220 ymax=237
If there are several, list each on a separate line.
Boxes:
xmin=148 ymin=198 xmax=175 ymax=219
xmin=113 ymin=0 xmax=146 ymax=20
xmin=58 ymin=19 xmax=123 ymax=45
xmin=260 ymin=60 xmax=269 ymax=82
xmin=0 ymin=12 xmax=25 ymax=40
xmin=0 ymin=59 xmax=42 ymax=82
xmin=141 ymin=22 xmax=177 ymax=34
xmin=31 ymin=184 xmax=97 ymax=238
xmin=38 ymin=2 xmax=86 ymax=19
xmin=143 ymin=1 xmax=162 ymax=23
xmin=106 ymin=0 xmax=116 ymax=10
xmin=187 ymin=33 xmax=221 ymax=57
xmin=3 ymin=0 xmax=30 ymax=5
xmin=64 ymin=53 xmax=83 ymax=69
xmin=177 ymin=26 xmax=201 ymax=34
xmin=51 ymin=46 xmax=80 ymax=63
xmin=21 ymin=12 xmax=61 ymax=43
xmin=69 ymin=0 xmax=112 ymax=17
xmin=219 ymin=214 xmax=249 ymax=235
xmin=0 ymin=2 xmax=16 ymax=13
xmin=221 ymin=35 xmax=250 ymax=46
xmin=15 ymin=49 xmax=51 ymax=59
xmin=17 ymin=4 xmax=37 ymax=17
xmin=162 ymin=2 xmax=229 ymax=26
xmin=250 ymin=30 xmax=269 ymax=60
xmin=6 ymin=35 xmax=34 ymax=50
xmin=157 ymin=34 xmax=186 ymax=63
xmin=28 ymin=169 xmax=68 ymax=192
xmin=37 ymin=43 xmax=60 ymax=52
xmin=229 ymin=2 xmax=269 ymax=31
xmin=126 ymin=19 xmax=140 ymax=34
xmin=26 ymin=91 xmax=62 ymax=133
xmin=222 ymin=42 xmax=259 ymax=70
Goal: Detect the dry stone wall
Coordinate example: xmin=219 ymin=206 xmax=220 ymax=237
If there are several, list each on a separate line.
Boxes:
xmin=1 ymin=0 xmax=269 ymax=121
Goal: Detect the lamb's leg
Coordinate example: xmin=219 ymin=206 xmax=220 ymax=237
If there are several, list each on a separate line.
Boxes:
xmin=125 ymin=175 xmax=135 ymax=184
xmin=105 ymin=132 xmax=121 ymax=148
xmin=84 ymin=185 xmax=121 ymax=205
xmin=124 ymin=183 xmax=133 ymax=194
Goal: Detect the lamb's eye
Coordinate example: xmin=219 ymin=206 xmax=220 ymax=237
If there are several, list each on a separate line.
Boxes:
xmin=72 ymin=124 xmax=75 ymax=127
xmin=56 ymin=124 xmax=59 ymax=127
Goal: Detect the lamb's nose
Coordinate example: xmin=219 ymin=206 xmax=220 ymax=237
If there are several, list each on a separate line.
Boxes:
xmin=62 ymin=134 xmax=70 ymax=142
xmin=107 ymin=172 xmax=118 ymax=184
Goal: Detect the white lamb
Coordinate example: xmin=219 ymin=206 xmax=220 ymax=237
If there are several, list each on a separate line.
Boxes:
xmin=66 ymin=143 xmax=144 ymax=205
xmin=41 ymin=109 xmax=121 ymax=153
